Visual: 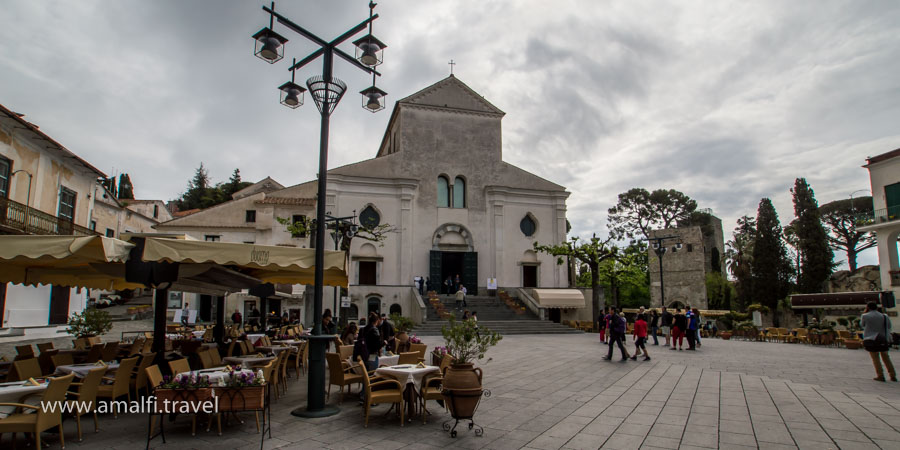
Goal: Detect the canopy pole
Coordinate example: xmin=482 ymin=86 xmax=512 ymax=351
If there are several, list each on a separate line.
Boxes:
xmin=215 ymin=295 xmax=225 ymax=347
xmin=152 ymin=288 xmax=168 ymax=366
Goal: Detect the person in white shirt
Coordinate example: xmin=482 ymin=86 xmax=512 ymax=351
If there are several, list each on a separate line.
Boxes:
xmin=861 ymin=301 xmax=895 ymax=382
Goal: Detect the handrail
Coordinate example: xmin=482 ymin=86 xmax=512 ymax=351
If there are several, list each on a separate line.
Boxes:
xmin=411 ymin=287 xmax=427 ymax=324
xmin=855 ymin=206 xmax=900 ymax=227
xmin=0 ymin=197 xmax=96 ymax=236
xmin=515 ymin=288 xmax=545 ymax=320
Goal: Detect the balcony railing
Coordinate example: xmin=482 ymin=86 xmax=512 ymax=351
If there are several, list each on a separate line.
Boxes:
xmin=855 ymin=206 xmax=900 ymax=227
xmin=0 ymin=196 xmax=96 ymax=236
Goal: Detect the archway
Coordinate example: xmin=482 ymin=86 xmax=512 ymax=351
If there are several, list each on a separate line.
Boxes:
xmin=389 ymin=303 xmax=402 ymax=316
xmin=367 ymin=297 xmax=381 ymax=316
xmin=430 ymin=223 xmax=477 ymax=295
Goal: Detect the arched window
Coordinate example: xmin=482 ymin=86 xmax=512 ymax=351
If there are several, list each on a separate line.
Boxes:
xmin=437 ymin=176 xmax=450 ymax=208
xmin=348 ymin=304 xmax=359 ymax=320
xmin=367 ymin=297 xmax=381 ymax=316
xmin=389 ymin=303 xmax=402 ymax=316
xmin=359 ymin=205 xmax=380 ymax=228
xmin=453 ymin=177 xmax=466 ymax=208
xmin=520 ymin=215 xmax=536 ymax=237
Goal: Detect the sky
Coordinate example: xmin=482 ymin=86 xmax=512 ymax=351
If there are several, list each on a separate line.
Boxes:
xmin=2 ymin=0 xmax=898 ymax=270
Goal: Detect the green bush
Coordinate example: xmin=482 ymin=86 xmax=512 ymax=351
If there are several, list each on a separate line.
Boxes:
xmin=441 ymin=317 xmax=502 ymax=365
xmin=67 ymin=308 xmax=113 ymax=338
xmin=836 ymin=317 xmax=849 ymax=327
xmin=389 ymin=313 xmax=415 ymax=333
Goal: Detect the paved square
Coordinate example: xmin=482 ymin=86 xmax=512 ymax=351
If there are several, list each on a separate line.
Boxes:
xmin=9 ymin=334 xmax=900 ymax=449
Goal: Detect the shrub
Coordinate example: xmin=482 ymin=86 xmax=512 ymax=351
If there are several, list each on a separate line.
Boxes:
xmin=389 ymin=313 xmax=415 ymax=333
xmin=67 ymin=308 xmax=113 ymax=338
xmin=441 ymin=317 xmax=502 ymax=365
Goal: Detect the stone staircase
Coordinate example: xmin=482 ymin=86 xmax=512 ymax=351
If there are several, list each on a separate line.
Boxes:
xmin=411 ymin=294 xmax=582 ymax=336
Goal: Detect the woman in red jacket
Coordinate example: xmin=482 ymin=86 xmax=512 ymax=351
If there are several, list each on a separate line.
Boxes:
xmin=631 ymin=313 xmax=651 ymax=361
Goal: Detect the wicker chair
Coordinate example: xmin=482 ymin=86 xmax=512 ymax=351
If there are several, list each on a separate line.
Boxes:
xmin=0 ymin=373 xmax=74 ymax=449
xmin=96 ymin=356 xmax=139 ymax=418
xmin=198 ymin=350 xmax=214 ymax=369
xmin=67 ymin=366 xmax=105 ymax=441
xmin=131 ymin=352 xmax=157 ymax=397
xmin=398 ymin=352 xmax=419 ymax=365
xmin=357 ymin=356 xmax=404 ymax=427
xmin=51 ymin=353 xmax=75 ymax=370
xmin=168 ymin=358 xmax=191 ymax=376
xmin=409 ymin=343 xmax=428 ymax=363
xmin=84 ymin=344 xmax=104 ymax=364
xmin=420 ymin=353 xmax=454 ymax=423
xmin=326 ymin=352 xmax=363 ymax=403
xmin=10 ymin=358 xmax=42 ymax=381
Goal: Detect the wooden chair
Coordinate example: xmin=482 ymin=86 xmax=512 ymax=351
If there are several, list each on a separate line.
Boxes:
xmin=67 ymin=366 xmax=105 ymax=441
xmin=226 ymin=340 xmax=238 ymax=357
xmin=84 ymin=344 xmax=104 ymax=364
xmin=96 ymin=356 xmax=139 ymax=418
xmin=10 ymin=358 xmax=42 ymax=381
xmin=326 ymin=352 xmax=363 ymax=403
xmin=398 ymin=352 xmax=419 ymax=365
xmin=208 ymin=348 xmax=222 ymax=367
xmin=198 ymin=350 xmax=214 ymax=369
xmin=51 ymin=353 xmax=75 ymax=370
xmin=420 ymin=353 xmax=454 ymax=423
xmin=131 ymin=352 xmax=157 ymax=397
xmin=37 ymin=342 xmax=55 ymax=353
xmin=168 ymin=358 xmax=191 ymax=376
xmin=38 ymin=349 xmax=59 ymax=376
xmin=357 ymin=356 xmax=404 ymax=427
xmin=0 ymin=373 xmax=74 ymax=449
xmin=409 ymin=343 xmax=427 ymax=362
xmin=145 ymin=365 xmax=199 ymax=437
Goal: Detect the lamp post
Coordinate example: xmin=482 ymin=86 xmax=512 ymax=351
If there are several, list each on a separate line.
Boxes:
xmin=12 ymin=169 xmax=33 ymax=232
xmin=252 ymin=1 xmax=386 ymax=418
xmin=326 ymin=211 xmax=358 ymax=325
xmin=648 ymin=235 xmax=680 ymax=308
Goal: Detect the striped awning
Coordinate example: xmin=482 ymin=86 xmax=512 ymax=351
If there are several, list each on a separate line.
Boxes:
xmin=533 ymin=289 xmax=585 ymax=309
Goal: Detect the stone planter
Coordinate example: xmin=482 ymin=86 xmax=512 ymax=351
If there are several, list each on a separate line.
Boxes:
xmin=720 ymin=331 xmax=732 ymax=340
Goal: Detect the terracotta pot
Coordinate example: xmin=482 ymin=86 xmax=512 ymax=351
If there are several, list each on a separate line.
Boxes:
xmin=441 ymin=363 xmax=483 ymax=419
xmin=396 ymin=331 xmax=409 ymax=343
xmin=844 ymin=339 xmax=862 ymax=350
xmin=720 ymin=332 xmax=732 ymax=340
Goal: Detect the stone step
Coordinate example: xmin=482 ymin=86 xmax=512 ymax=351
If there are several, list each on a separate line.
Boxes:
xmin=412 ymin=319 xmax=582 ymax=336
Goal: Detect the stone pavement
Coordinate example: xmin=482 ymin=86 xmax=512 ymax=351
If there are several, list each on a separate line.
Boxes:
xmin=5 ymin=333 xmax=900 ymax=449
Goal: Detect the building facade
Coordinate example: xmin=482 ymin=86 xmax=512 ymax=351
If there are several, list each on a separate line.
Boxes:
xmin=859 ymin=148 xmax=900 ymax=312
xmin=648 ymin=214 xmax=725 ymax=309
xmin=157 ymin=76 xmax=571 ymax=324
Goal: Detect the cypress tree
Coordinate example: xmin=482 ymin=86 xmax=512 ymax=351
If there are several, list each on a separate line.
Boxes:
xmin=791 ymin=178 xmax=833 ymax=293
xmin=117 ymin=173 xmax=134 ymax=200
xmin=751 ymin=198 xmax=792 ymax=324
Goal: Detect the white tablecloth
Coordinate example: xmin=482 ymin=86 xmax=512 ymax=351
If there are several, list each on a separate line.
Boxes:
xmin=55 ymin=362 xmax=120 ymax=378
xmin=0 ymin=381 xmax=46 ymax=418
xmin=273 ymin=339 xmax=304 ymax=346
xmin=378 ymin=355 xmax=400 ymax=367
xmin=246 ymin=334 xmax=265 ymax=344
xmin=192 ymin=331 xmax=206 ymax=338
xmin=222 ymin=356 xmax=275 ymax=368
xmin=257 ymin=346 xmax=293 ymax=355
xmin=375 ymin=365 xmax=440 ymax=393
xmin=178 ymin=368 xmax=255 ymax=385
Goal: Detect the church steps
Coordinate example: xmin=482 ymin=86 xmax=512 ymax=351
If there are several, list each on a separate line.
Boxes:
xmin=414 ymin=294 xmax=582 ymax=335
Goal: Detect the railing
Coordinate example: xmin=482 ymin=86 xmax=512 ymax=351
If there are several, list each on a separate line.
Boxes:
xmin=0 ymin=197 xmax=96 ymax=236
xmin=856 ymin=207 xmax=900 ymax=227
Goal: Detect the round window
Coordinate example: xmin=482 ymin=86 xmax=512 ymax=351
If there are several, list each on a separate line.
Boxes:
xmin=520 ymin=215 xmax=536 ymax=237
xmin=360 ymin=205 xmax=380 ymax=229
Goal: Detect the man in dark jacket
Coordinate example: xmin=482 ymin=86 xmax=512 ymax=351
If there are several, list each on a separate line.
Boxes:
xmin=603 ymin=307 xmax=629 ymax=361
xmin=671 ymin=308 xmax=687 ymax=350
xmin=379 ymin=313 xmax=396 ymax=352
xmin=661 ymin=307 xmax=673 ymax=346
xmin=360 ymin=312 xmax=384 ymax=370
xmin=649 ymin=310 xmax=660 ymax=345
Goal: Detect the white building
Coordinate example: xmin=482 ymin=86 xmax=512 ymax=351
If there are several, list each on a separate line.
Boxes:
xmin=157 ymin=76 xmax=571 ymax=324
xmin=859 ymin=147 xmax=900 ymax=311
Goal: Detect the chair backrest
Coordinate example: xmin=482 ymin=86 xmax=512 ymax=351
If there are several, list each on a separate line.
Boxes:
xmin=839 ymin=330 xmax=851 ymax=338
xmin=357 ymin=356 xmax=372 ymax=395
xmin=326 ymin=352 xmax=345 ymax=384
xmin=73 ymin=338 xmax=87 ymax=350
xmin=75 ymin=367 xmax=106 ymax=407
xmin=101 ymin=342 xmax=120 ymax=362
xmin=37 ymin=349 xmax=59 ymax=375
xmin=134 ymin=352 xmax=157 ymax=391
xmin=226 ymin=340 xmax=237 ymax=357
xmin=242 ymin=341 xmax=255 ymax=355
xmin=209 ymin=348 xmax=222 ymax=366
xmin=51 ymin=353 xmax=75 ymax=369
xmin=16 ymin=344 xmax=34 ymax=357
xmin=84 ymin=344 xmax=104 ymax=363
xmin=439 ymin=353 xmax=454 ymax=371
xmin=260 ymin=360 xmax=275 ymax=386
xmin=37 ymin=374 xmax=75 ymax=430
xmin=113 ymin=356 xmax=140 ymax=393
xmin=339 ymin=345 xmax=353 ymax=361
xmin=198 ymin=349 xmax=214 ymax=369
xmin=797 ymin=328 xmax=808 ymax=336
xmin=145 ymin=365 xmax=164 ymax=392
xmin=127 ymin=338 xmax=143 ymax=356
xmin=88 ymin=336 xmax=102 ymax=346
xmin=398 ymin=352 xmax=419 ymax=365
xmin=169 ymin=358 xmax=191 ymax=376
xmin=37 ymin=342 xmax=55 ymax=353
xmin=142 ymin=339 xmax=153 ymax=354
xmin=409 ymin=343 xmax=427 ymax=359
xmin=11 ymin=357 xmax=42 ymax=381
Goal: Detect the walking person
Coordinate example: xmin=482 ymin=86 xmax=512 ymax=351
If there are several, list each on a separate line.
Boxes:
xmin=686 ymin=307 xmax=699 ymax=350
xmin=671 ymin=308 xmax=686 ymax=350
xmin=631 ymin=313 xmax=651 ymax=361
xmin=455 ymin=287 xmax=465 ymax=311
xmin=862 ymin=302 xmax=896 ymax=382
xmin=461 ymin=285 xmax=468 ymax=307
xmin=603 ymin=307 xmax=629 ymax=361
xmin=650 ymin=309 xmax=660 ymax=345
xmin=692 ymin=308 xmax=702 ymax=347
xmin=661 ymin=307 xmax=673 ymax=346
xmin=598 ymin=314 xmax=607 ymax=344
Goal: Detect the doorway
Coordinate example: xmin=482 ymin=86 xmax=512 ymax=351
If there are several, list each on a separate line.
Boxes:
xmin=430 ymin=250 xmax=478 ymax=294
xmin=359 ymin=261 xmax=376 ymax=285
xmin=367 ymin=297 xmax=381 ymax=316
xmin=441 ymin=252 xmax=464 ymax=293
xmin=48 ymin=286 xmax=70 ymax=325
xmin=523 ymin=265 xmax=538 ymax=288
xmin=548 ymin=308 xmax=561 ymax=323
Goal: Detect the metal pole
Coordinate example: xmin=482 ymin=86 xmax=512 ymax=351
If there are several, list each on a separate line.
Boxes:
xmin=152 ymin=288 xmax=168 ymax=366
xmin=333 ymin=230 xmax=339 ymax=319
xmin=658 ymin=248 xmax=666 ymax=308
xmin=214 ymin=295 xmax=225 ymax=347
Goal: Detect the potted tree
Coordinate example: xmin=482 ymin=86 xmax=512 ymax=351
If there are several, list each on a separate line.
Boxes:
xmin=440 ymin=317 xmax=502 ymax=435
xmin=389 ymin=313 xmax=415 ymax=350
xmin=67 ymin=308 xmax=113 ymax=339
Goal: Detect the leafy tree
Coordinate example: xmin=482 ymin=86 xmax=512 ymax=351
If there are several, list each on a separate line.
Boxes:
xmin=782 ymin=220 xmax=800 ymax=283
xmin=791 ymin=178 xmax=833 ymax=293
xmin=173 ymin=164 xmax=254 ymax=211
xmin=534 ymin=235 xmax=621 ymax=329
xmin=117 ymin=173 xmax=134 ymax=200
xmin=725 ymin=215 xmax=755 ymax=311
xmin=705 ymin=272 xmax=735 ymax=310
xmin=750 ymin=198 xmax=792 ymax=325
xmin=608 ymin=188 xmax=697 ymax=241
xmin=819 ymin=196 xmax=876 ymax=272
xmin=596 ymin=242 xmax=649 ymax=308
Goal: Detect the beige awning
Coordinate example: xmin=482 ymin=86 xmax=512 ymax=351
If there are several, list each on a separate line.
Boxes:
xmin=532 ymin=289 xmax=586 ymax=309
xmin=140 ymin=237 xmax=348 ymax=287
xmin=0 ymin=235 xmax=144 ymax=290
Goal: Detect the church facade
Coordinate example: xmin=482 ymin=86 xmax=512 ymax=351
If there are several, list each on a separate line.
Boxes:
xmin=157 ymin=76 xmax=570 ymax=323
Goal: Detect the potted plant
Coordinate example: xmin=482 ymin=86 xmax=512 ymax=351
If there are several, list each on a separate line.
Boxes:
xmin=440 ymin=317 xmax=502 ymax=422
xmin=843 ymin=315 xmax=863 ymax=349
xmin=432 ymin=345 xmax=449 ymax=366
xmin=155 ymin=373 xmax=212 ymax=414
xmin=216 ymin=366 xmax=265 ymax=412
xmin=67 ymin=308 xmax=113 ymax=338
xmin=389 ymin=313 xmax=415 ymax=344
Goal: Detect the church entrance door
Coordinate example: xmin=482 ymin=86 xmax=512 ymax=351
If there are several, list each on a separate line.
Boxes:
xmin=430 ymin=250 xmax=478 ymax=295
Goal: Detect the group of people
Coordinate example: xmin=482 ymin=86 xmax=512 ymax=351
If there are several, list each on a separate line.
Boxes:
xmin=350 ymin=312 xmax=399 ymax=373
xmin=600 ymin=305 xmax=709 ymax=361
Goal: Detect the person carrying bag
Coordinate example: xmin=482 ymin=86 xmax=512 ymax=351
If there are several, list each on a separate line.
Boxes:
xmin=861 ymin=301 xmax=896 ymax=382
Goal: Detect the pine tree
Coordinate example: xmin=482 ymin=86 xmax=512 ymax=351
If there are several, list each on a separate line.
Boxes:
xmin=751 ymin=198 xmax=792 ymax=324
xmin=224 ymin=168 xmax=252 ymax=198
xmin=117 ymin=173 xmax=134 ymax=199
xmin=791 ymin=178 xmax=833 ymax=293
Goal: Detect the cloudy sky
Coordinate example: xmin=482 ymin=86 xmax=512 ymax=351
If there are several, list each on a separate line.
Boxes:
xmin=3 ymin=0 xmax=898 ymax=269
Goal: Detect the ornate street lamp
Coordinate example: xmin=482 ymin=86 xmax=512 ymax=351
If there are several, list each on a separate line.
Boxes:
xmin=360 ymin=74 xmax=387 ymax=112
xmin=252 ymin=0 xmax=385 ymax=419
xmin=648 ymin=235 xmax=680 ymax=307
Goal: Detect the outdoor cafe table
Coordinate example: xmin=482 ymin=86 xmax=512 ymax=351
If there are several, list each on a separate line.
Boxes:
xmin=256 ymin=346 xmax=293 ymax=355
xmin=222 ymin=355 xmax=276 ymax=368
xmin=191 ymin=331 xmax=205 ymax=339
xmin=374 ymin=364 xmax=440 ymax=421
xmin=178 ymin=367 xmax=255 ymax=385
xmin=273 ymin=339 xmax=305 ymax=346
xmin=246 ymin=334 xmax=266 ymax=345
xmin=378 ymin=355 xmax=400 ymax=367
xmin=0 ymin=380 xmax=47 ymax=419
xmin=54 ymin=362 xmax=120 ymax=378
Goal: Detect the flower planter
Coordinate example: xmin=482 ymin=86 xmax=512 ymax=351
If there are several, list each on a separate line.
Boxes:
xmin=441 ymin=363 xmax=483 ymax=419
xmin=431 ymin=351 xmax=446 ymax=367
xmin=215 ymin=386 xmax=265 ymax=411
xmin=720 ymin=332 xmax=732 ymax=340
xmin=844 ymin=339 xmax=863 ymax=350
xmin=154 ymin=388 xmax=213 ymax=414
